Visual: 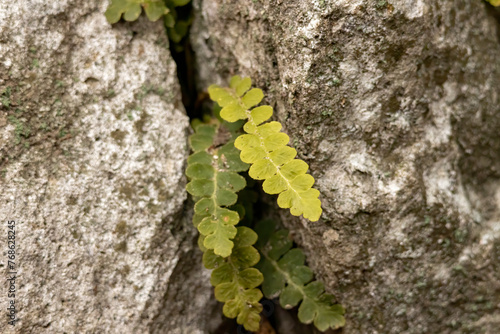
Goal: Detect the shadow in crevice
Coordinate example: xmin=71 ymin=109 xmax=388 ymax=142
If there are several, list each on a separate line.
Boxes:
xmin=168 ymin=2 xmax=205 ymax=121
xmin=484 ymin=2 xmax=500 ymax=43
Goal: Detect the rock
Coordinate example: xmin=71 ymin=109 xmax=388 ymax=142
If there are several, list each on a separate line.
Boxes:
xmin=191 ymin=0 xmax=500 ymax=333
xmin=0 ymin=1 xmax=216 ymax=333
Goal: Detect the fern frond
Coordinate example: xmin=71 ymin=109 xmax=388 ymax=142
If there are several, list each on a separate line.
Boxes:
xmin=208 ymin=76 xmax=322 ymax=222
xmin=105 ymin=0 xmax=192 ymax=41
xmin=203 ymin=226 xmax=264 ymax=332
xmin=255 ymin=220 xmax=345 ymax=332
xmin=105 ymin=0 xmax=169 ymax=23
xmin=186 ymin=122 xmax=248 ymax=257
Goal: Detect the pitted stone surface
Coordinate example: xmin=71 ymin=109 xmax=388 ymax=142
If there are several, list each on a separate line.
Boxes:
xmin=0 ymin=1 xmax=215 ymax=333
xmin=191 ymin=1 xmax=500 ymax=332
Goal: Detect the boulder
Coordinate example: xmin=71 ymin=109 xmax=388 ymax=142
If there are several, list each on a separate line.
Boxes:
xmin=191 ymin=1 xmax=500 ymax=332
xmin=0 ymin=1 xmax=215 ymax=333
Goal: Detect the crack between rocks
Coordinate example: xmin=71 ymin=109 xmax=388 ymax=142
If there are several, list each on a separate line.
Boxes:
xmin=484 ymin=2 xmax=500 ymax=44
xmin=168 ymin=2 xmax=203 ymax=121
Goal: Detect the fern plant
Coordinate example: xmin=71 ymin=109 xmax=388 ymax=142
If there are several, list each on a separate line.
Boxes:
xmin=186 ymin=119 xmax=265 ymax=331
xmin=183 ymin=77 xmax=345 ymax=332
xmin=105 ymin=0 xmax=192 ymax=43
xmin=105 ymin=0 xmax=344 ymax=329
xmin=186 ymin=109 xmax=345 ymax=332
xmin=254 ymin=220 xmax=345 ymax=331
xmin=202 ymin=226 xmax=264 ymax=332
xmin=105 ymin=0 xmax=169 ymax=23
xmin=186 ymin=120 xmax=248 ymax=257
xmin=208 ymin=76 xmax=323 ymax=222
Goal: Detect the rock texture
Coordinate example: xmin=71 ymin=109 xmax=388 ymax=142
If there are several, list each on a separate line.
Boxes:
xmin=0 ymin=1 xmax=215 ymax=333
xmin=191 ymin=1 xmax=500 ymax=333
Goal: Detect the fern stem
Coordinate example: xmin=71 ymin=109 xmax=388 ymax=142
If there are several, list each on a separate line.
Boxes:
xmin=260 ymin=248 xmax=311 ymax=307
xmin=227 ymin=257 xmax=256 ymax=307
xmin=223 ymin=88 xmax=303 ymax=201
xmin=243 ymin=108 xmax=303 ymax=200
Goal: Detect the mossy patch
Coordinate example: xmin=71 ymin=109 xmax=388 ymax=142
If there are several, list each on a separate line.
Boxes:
xmin=110 ymin=129 xmax=127 ymax=145
xmin=114 ymin=221 xmax=128 ymax=236
xmin=7 ymin=115 xmax=31 ymax=145
xmin=119 ymin=183 xmax=135 ymax=200
xmin=114 ymin=241 xmax=128 ymax=253
xmin=134 ymin=110 xmax=149 ymax=134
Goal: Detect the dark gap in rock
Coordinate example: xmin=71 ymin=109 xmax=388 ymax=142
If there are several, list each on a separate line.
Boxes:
xmin=484 ymin=3 xmax=500 ymax=44
xmin=169 ymin=2 xmax=203 ymax=121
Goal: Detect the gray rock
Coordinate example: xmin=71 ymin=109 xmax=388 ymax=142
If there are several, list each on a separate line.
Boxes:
xmin=0 ymin=1 xmax=215 ymax=333
xmin=191 ymin=1 xmax=500 ymax=333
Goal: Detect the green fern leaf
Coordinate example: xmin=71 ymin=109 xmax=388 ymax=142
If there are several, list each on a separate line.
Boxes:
xmin=164 ymin=12 xmax=176 ymax=28
xmin=254 ymin=220 xmax=345 ymax=332
xmin=218 ymin=141 xmax=249 ymax=172
xmin=105 ymin=0 xmax=193 ymax=48
xmin=167 ymin=0 xmax=191 ymax=6
xmin=203 ymin=227 xmax=264 ymax=332
xmin=208 ymin=76 xmax=323 ymax=221
xmin=105 ymin=0 xmax=169 ymax=24
xmin=198 ymin=208 xmax=239 ymax=256
xmin=143 ymin=1 xmax=170 ymax=21
xmin=186 ymin=121 xmax=248 ymax=257
xmin=167 ymin=19 xmax=190 ymax=43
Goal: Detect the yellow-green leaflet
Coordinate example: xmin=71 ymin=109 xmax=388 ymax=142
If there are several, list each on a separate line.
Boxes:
xmin=105 ymin=0 xmax=192 ymax=45
xmin=203 ymin=227 xmax=263 ymax=332
xmin=105 ymin=0 xmax=169 ymax=23
xmin=187 ymin=119 xmax=265 ymax=331
xmin=186 ymin=122 xmax=248 ymax=257
xmin=208 ymin=76 xmax=323 ymax=221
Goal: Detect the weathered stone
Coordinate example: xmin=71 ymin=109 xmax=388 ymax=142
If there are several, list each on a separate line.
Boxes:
xmin=0 ymin=1 xmax=215 ymax=333
xmin=191 ymin=1 xmax=500 ymax=333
